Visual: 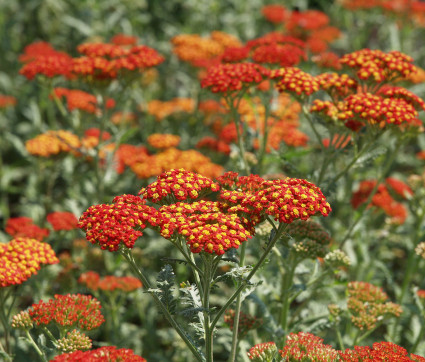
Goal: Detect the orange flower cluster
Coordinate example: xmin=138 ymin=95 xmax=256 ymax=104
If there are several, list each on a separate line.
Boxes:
xmin=29 ymin=293 xmax=105 ymax=331
xmin=271 ymin=67 xmax=319 ymax=97
xmin=5 ymin=217 xmax=50 ymax=241
xmin=19 ymin=42 xmax=74 ymax=80
xmin=111 ymin=33 xmax=138 ymax=46
xmin=147 ymin=133 xmax=181 ymax=149
xmin=261 ymin=4 xmax=287 ymax=23
xmin=78 ymin=271 xmax=142 ymax=292
xmin=0 ymin=237 xmax=58 ymax=287
xmin=340 ymin=341 xmax=425 ymax=361
xmin=46 ymin=211 xmax=79 ymax=231
xmin=279 ymin=332 xmax=339 ymax=361
xmin=196 ymin=136 xmax=231 ymax=155
xmin=114 ymin=144 xmax=149 ymax=174
xmin=0 ymin=95 xmax=17 ymax=108
xmin=340 ymin=49 xmax=417 ymax=83
xmin=351 ymin=178 xmax=412 ymax=224
xmin=78 ymin=194 xmax=161 ymax=251
xmin=247 ymin=342 xmax=278 ymax=361
xmin=347 ymin=281 xmax=403 ymax=330
xmin=52 ymin=346 xmax=146 ymax=362
xmin=73 ymin=42 xmax=165 ymax=79
xmin=201 ymin=63 xmax=270 ymax=94
xmin=129 ymin=147 xmax=224 ymax=180
xmin=146 ymin=98 xmax=195 ymax=120
xmin=52 ymin=88 xmax=115 ymax=114
xmin=26 ymin=130 xmax=81 ymax=157
xmin=139 ymin=169 xmax=220 ymax=204
xmin=171 ymin=31 xmax=242 ymax=67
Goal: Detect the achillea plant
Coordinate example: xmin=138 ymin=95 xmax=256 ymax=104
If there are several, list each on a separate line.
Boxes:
xmin=51 ymin=346 xmax=147 ymax=361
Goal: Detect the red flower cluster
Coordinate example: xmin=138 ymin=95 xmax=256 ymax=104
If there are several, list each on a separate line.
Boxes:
xmin=201 ymin=63 xmax=270 ymax=94
xmin=271 ymin=67 xmax=320 ymax=97
xmin=47 ymin=211 xmax=79 ymax=231
xmin=52 ymin=346 xmax=146 ymax=361
xmin=340 ymin=49 xmax=417 ymax=82
xmin=73 ymin=42 xmax=164 ymax=80
xmin=28 ymin=293 xmax=105 ymax=331
xmin=19 ymin=42 xmax=73 ymax=80
xmin=0 ymin=95 xmax=17 ymax=108
xmin=78 ymin=194 xmax=161 ymax=251
xmin=196 ymin=136 xmax=231 ymax=155
xmin=5 ymin=217 xmax=50 ymax=241
xmin=78 ymin=271 xmax=142 ymax=292
xmin=51 ymin=88 xmax=115 ymax=114
xmin=347 ymin=281 xmax=402 ymax=330
xmin=279 ymin=332 xmax=339 ymax=360
xmin=378 ymin=85 xmax=425 ymax=112
xmin=261 ymin=4 xmax=287 ymax=23
xmin=315 ymin=72 xmax=358 ymax=99
xmin=220 ymin=177 xmax=331 ymax=224
xmin=340 ymin=341 xmax=425 ymax=361
xmin=351 ymin=178 xmax=412 ymax=224
xmin=0 ymin=237 xmax=58 ymax=287
xmin=139 ymin=169 xmax=220 ymax=204
xmin=224 ymin=309 xmax=263 ymax=338
xmin=111 ymin=33 xmax=138 ymax=46
xmin=159 ymin=200 xmax=253 ymax=254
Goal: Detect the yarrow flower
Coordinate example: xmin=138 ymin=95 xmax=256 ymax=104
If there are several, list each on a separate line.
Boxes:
xmin=279 ymin=331 xmax=339 ymax=361
xmin=0 ymin=95 xmax=17 ymax=108
xmin=247 ymin=342 xmax=277 ymax=361
xmin=261 ymin=4 xmax=287 ymax=23
xmin=159 ymin=200 xmax=253 ymax=254
xmin=315 ymin=72 xmax=358 ymax=99
xmin=78 ymin=194 xmax=161 ymax=251
xmin=11 ymin=311 xmax=33 ymax=330
xmin=324 ymin=249 xmax=351 ymax=268
xmin=47 ymin=211 xmax=79 ymax=231
xmin=56 ymin=329 xmax=92 ymax=353
xmin=28 ymin=294 xmax=105 ymax=331
xmin=5 ymin=216 xmax=50 ymax=241
xmin=78 ymin=271 xmax=142 ymax=292
xmin=51 ymin=346 xmax=146 ymax=361
xmin=139 ymin=169 xmax=220 ymax=205
xmin=146 ymin=97 xmax=195 ymax=120
xmin=340 ymin=49 xmax=417 ymax=83
xmin=51 ymin=88 xmax=115 ymax=114
xmin=26 ymin=130 xmax=81 ymax=157
xmin=339 ymin=341 xmax=425 ymax=361
xmin=147 ymin=133 xmax=181 ymax=149
xmin=347 ymin=281 xmax=402 ymax=330
xmin=201 ymin=63 xmax=270 ymax=94
xmin=224 ymin=309 xmax=263 ymax=338
xmin=270 ymin=67 xmax=319 ymax=97
xmin=415 ymin=242 xmax=425 ymax=259
xmin=0 ymin=237 xmax=58 ymax=287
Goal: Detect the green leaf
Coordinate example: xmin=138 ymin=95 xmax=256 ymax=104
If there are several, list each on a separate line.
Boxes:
xmin=150 ymin=264 xmax=178 ymax=315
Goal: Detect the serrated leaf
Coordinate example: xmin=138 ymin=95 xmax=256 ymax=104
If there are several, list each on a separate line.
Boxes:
xmin=180 ymin=284 xmax=205 ymax=340
xmin=153 ymin=264 xmax=178 ymax=315
xmin=353 ymin=146 xmax=387 ymax=168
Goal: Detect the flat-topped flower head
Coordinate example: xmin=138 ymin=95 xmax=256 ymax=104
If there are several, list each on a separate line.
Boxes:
xmin=57 ymin=329 xmax=92 ymax=353
xmin=279 ymin=332 xmax=339 ymax=361
xmin=78 ymin=194 xmax=161 ymax=251
xmin=51 ymin=346 xmax=147 ymax=361
xmin=271 ymin=67 xmax=319 ymax=97
xmin=378 ymin=85 xmax=425 ymax=112
xmin=251 ymin=43 xmax=306 ymax=67
xmin=339 ymin=341 xmax=425 ymax=361
xmin=147 ymin=133 xmax=181 ymax=149
xmin=78 ymin=271 xmax=142 ymax=292
xmin=201 ymin=63 xmax=270 ymax=94
xmin=159 ymin=200 xmax=253 ymax=255
xmin=347 ymin=281 xmax=402 ymax=330
xmin=5 ymin=217 xmax=50 ymax=241
xmin=47 ymin=211 xmax=79 ymax=231
xmin=340 ymin=49 xmax=417 ymax=83
xmin=25 ymin=130 xmax=81 ymax=157
xmin=139 ymin=169 xmax=220 ymax=205
xmin=0 ymin=237 xmax=58 ymax=288
xmin=11 ymin=311 xmax=33 ymax=330
xmin=72 ymin=42 xmax=164 ymax=80
xmin=337 ymin=92 xmax=421 ymax=131
xmin=248 ymin=341 xmax=277 ymax=361
xmin=315 ymin=72 xmax=358 ymax=99
xmin=28 ymin=294 xmax=105 ymax=331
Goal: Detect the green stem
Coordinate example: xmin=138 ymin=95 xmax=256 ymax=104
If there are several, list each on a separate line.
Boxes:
xmin=211 ymin=223 xmax=288 ymax=331
xmin=25 ymin=330 xmax=48 ymax=362
xmin=336 ymin=327 xmax=345 ymax=351
xmin=0 ymin=287 xmax=15 ymax=355
xmin=339 ymin=135 xmax=406 ymax=249
xmin=228 ymin=242 xmax=247 ymax=362
xmin=279 ymin=254 xmax=298 ymax=337
xmin=202 ymin=255 xmax=214 ymax=362
xmin=121 ymin=250 xmax=205 ymax=362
